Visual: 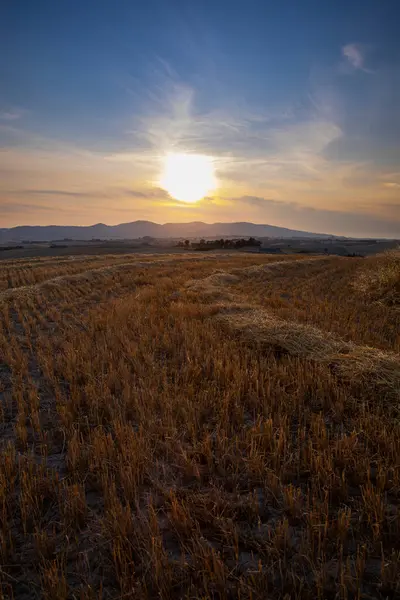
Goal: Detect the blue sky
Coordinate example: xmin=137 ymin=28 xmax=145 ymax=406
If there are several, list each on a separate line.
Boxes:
xmin=1 ymin=0 xmax=399 ymax=236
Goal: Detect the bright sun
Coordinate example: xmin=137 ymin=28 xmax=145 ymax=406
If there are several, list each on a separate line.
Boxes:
xmin=160 ymin=153 xmax=216 ymax=203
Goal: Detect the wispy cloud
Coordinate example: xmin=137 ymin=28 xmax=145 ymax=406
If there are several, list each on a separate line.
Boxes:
xmin=0 ymin=202 xmax=70 ymax=214
xmin=124 ymin=187 xmax=170 ymax=199
xmin=341 ymin=43 xmax=371 ymax=72
xmin=226 ymin=195 xmax=400 ymax=238
xmin=126 ymin=75 xmax=344 ymax=199
xmin=18 ymin=189 xmax=100 ymax=197
xmin=0 ymin=108 xmax=26 ymax=121
xmin=234 ymin=196 xmax=282 ymax=208
xmin=383 ymin=182 xmax=400 ymax=189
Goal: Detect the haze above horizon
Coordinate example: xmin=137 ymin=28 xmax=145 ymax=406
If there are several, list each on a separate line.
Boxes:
xmin=1 ymin=0 xmax=399 ymax=238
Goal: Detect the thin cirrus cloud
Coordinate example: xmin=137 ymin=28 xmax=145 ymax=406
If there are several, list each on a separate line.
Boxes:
xmin=0 ymin=202 xmax=66 ymax=214
xmin=383 ymin=182 xmax=400 ymax=189
xmin=124 ymin=187 xmax=171 ymax=199
xmin=18 ymin=189 xmax=101 ymax=197
xmin=341 ymin=43 xmax=371 ymax=72
xmin=233 ymin=195 xmax=399 ymax=238
xmin=129 ymin=77 xmax=345 ymax=192
xmin=0 ymin=108 xmax=26 ymax=121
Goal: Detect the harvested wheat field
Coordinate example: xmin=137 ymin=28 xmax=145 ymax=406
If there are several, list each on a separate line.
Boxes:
xmin=0 ymin=250 xmax=399 ymax=600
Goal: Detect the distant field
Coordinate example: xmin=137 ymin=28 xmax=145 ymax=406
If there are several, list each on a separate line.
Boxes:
xmin=0 ymin=236 xmax=398 ymax=262
xmin=0 ymin=251 xmax=399 ymax=599
xmin=0 ymin=241 xmax=186 ymax=261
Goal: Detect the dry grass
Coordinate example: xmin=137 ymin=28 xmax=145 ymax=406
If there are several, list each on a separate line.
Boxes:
xmin=353 ymin=249 xmax=400 ymax=307
xmin=0 ymin=251 xmax=399 ymax=599
xmin=216 ymin=309 xmax=400 ymax=403
xmin=213 ymin=254 xmax=400 ymax=352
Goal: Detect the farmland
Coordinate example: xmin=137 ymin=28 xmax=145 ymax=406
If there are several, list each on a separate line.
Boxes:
xmin=0 ymin=250 xmax=399 ymax=599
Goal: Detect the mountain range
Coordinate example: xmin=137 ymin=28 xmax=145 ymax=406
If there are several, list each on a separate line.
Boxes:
xmin=0 ymin=221 xmax=334 ymax=243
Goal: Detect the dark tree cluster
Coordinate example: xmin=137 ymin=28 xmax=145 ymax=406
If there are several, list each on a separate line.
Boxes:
xmin=177 ymin=237 xmax=262 ymax=250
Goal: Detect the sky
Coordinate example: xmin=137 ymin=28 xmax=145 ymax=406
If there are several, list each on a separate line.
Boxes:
xmin=1 ymin=0 xmax=399 ymax=237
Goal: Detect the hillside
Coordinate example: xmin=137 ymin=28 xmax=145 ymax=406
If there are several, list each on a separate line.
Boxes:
xmin=0 ymin=220 xmax=333 ymax=243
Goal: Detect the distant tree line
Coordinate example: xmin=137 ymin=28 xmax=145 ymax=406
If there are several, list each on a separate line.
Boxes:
xmin=176 ymin=237 xmax=262 ymax=250
xmin=0 ymin=245 xmax=23 ymax=252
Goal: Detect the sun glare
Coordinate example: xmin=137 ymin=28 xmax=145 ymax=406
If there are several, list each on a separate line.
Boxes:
xmin=160 ymin=153 xmax=216 ymax=203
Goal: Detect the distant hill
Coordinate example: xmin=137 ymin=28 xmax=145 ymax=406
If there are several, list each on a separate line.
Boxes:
xmin=0 ymin=220 xmax=334 ymax=243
